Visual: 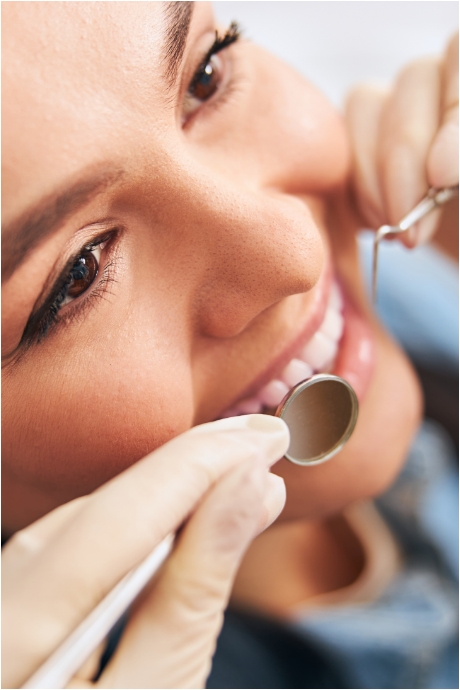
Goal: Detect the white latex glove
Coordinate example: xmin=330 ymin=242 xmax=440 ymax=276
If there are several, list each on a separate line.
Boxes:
xmin=346 ymin=32 xmax=458 ymax=247
xmin=2 ymin=414 xmax=289 ymax=689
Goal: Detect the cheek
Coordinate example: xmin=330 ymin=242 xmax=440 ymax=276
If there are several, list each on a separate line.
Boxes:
xmin=249 ymin=47 xmax=351 ymax=192
xmin=2 ymin=342 xmax=194 ymax=497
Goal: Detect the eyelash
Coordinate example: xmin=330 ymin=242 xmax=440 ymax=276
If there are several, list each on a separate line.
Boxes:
xmin=17 ymin=24 xmax=241 ymax=352
xmin=190 ymin=22 xmax=240 ymax=89
xmin=22 ymin=231 xmax=119 ymax=346
xmin=183 ymin=21 xmax=241 ymax=121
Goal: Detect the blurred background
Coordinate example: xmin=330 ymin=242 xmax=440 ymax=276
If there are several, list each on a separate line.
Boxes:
xmin=214 ymin=1 xmax=458 ymax=109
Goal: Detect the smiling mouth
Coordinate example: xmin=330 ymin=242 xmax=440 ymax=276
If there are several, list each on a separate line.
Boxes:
xmin=221 ymin=281 xmax=346 ymax=417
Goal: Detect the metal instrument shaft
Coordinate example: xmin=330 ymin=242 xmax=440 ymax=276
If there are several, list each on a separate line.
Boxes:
xmin=372 ymin=185 xmax=459 ymax=305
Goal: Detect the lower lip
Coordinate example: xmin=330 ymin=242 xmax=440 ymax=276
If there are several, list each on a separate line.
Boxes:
xmin=331 ymin=287 xmax=375 ymax=402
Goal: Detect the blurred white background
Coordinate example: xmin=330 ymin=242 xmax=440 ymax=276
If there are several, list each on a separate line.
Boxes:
xmin=213 ymin=1 xmax=458 ymax=108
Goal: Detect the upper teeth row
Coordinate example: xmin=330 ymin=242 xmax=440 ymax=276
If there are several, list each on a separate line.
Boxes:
xmin=222 ymin=282 xmax=344 ymax=417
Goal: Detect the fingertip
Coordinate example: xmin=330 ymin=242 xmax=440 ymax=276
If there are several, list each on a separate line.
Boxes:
xmin=257 ymin=473 xmax=286 ymax=533
xmin=189 ymin=414 xmax=290 ymax=465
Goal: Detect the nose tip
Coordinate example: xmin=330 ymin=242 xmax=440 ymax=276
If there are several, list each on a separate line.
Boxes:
xmin=196 ymin=197 xmax=325 ymax=340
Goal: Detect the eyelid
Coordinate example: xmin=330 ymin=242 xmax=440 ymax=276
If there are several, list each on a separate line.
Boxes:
xmin=189 ymin=23 xmax=240 ymax=92
xmin=33 ymin=224 xmax=118 ymax=312
xmin=178 ymin=22 xmax=241 ymax=122
xmin=21 ymin=227 xmax=120 ymax=346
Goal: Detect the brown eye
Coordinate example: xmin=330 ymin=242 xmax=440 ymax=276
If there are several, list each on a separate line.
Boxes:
xmin=67 ymin=250 xmax=98 ymax=299
xmin=188 ymin=54 xmax=222 ymax=103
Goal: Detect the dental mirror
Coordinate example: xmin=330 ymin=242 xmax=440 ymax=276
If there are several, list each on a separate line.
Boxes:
xmin=275 ymin=374 xmax=358 ymax=466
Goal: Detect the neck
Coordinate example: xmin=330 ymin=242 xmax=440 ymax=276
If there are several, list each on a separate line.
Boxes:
xmin=231 ymin=515 xmax=365 ymax=617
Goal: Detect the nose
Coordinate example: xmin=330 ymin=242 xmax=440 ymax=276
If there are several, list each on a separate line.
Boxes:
xmin=148 ymin=44 xmax=348 ymax=341
xmin=181 ymin=48 xmax=348 ymax=339
xmin=166 ymin=168 xmax=325 ymax=339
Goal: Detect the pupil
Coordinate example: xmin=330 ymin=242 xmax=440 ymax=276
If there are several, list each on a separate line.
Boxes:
xmin=192 ymin=59 xmax=219 ymax=101
xmin=199 ymin=63 xmax=213 ymax=86
xmin=67 ymin=251 xmax=98 ymax=299
xmin=73 ymin=263 xmax=87 ymax=281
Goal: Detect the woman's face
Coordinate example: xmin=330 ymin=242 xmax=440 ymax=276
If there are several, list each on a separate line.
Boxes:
xmin=2 ymin=2 xmax=421 ymax=532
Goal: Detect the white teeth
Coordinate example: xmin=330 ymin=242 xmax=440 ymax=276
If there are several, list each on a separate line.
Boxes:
xmin=301 ymin=331 xmax=338 ymax=372
xmin=258 ymin=379 xmax=290 ymax=408
xmin=329 ymin=282 xmax=343 ymax=311
xmin=220 ymin=281 xmax=345 ymax=418
xmin=281 ymin=358 xmax=313 ymax=387
xmin=319 ymin=307 xmax=344 ymax=342
xmin=238 ymin=397 xmax=263 ymax=414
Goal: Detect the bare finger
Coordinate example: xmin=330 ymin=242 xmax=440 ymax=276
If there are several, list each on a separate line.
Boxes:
xmin=428 ymin=33 xmax=459 ymax=188
xmin=378 ymin=57 xmax=442 ymax=246
xmin=345 ymin=83 xmax=388 ymax=228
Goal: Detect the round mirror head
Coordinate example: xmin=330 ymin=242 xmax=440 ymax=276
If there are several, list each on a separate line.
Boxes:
xmin=275 ymin=374 xmax=359 ymax=466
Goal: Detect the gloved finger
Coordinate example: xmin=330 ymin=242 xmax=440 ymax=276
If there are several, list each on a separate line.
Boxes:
xmin=66 ymin=680 xmax=94 ymax=689
xmin=2 ymin=497 xmax=88 ymax=583
xmin=345 ymin=83 xmax=388 ymax=229
xmin=377 ymin=57 xmax=442 ymax=247
xmin=72 ymin=471 xmax=285 ymax=685
xmin=256 ymin=471 xmax=287 ymax=533
xmin=4 ymin=498 xmax=102 ymax=687
xmin=3 ymin=415 xmax=289 ymax=689
xmin=97 ymin=459 xmax=281 ymax=689
xmin=427 ymin=33 xmax=459 ymax=189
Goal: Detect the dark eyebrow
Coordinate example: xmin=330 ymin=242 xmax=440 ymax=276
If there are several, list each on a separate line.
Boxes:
xmin=162 ymin=1 xmax=194 ymax=88
xmin=2 ymin=166 xmax=124 ymax=283
xmin=2 ymin=4 xmax=193 ymax=283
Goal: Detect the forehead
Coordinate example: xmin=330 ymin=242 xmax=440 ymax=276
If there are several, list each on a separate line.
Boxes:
xmin=2 ymin=2 xmax=166 ymax=104
xmin=2 ymin=2 xmax=169 ymax=223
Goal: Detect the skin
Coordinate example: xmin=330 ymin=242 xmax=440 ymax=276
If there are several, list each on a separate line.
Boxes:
xmin=2 ymin=1 xmax=423 ymax=538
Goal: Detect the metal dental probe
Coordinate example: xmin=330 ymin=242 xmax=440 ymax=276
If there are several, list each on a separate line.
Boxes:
xmin=372 ymin=185 xmax=459 ymax=306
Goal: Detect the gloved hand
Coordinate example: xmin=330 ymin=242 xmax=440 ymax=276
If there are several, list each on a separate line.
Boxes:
xmin=2 ymin=414 xmax=289 ymax=689
xmin=345 ymin=32 xmax=458 ymax=246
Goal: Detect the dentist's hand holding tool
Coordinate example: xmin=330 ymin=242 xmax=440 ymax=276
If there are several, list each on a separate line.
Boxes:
xmin=346 ymin=32 xmax=458 ymax=247
xmin=2 ymin=415 xmax=289 ymax=689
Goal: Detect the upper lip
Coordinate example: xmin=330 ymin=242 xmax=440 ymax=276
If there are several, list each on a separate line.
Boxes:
xmin=219 ymin=256 xmax=333 ymax=412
